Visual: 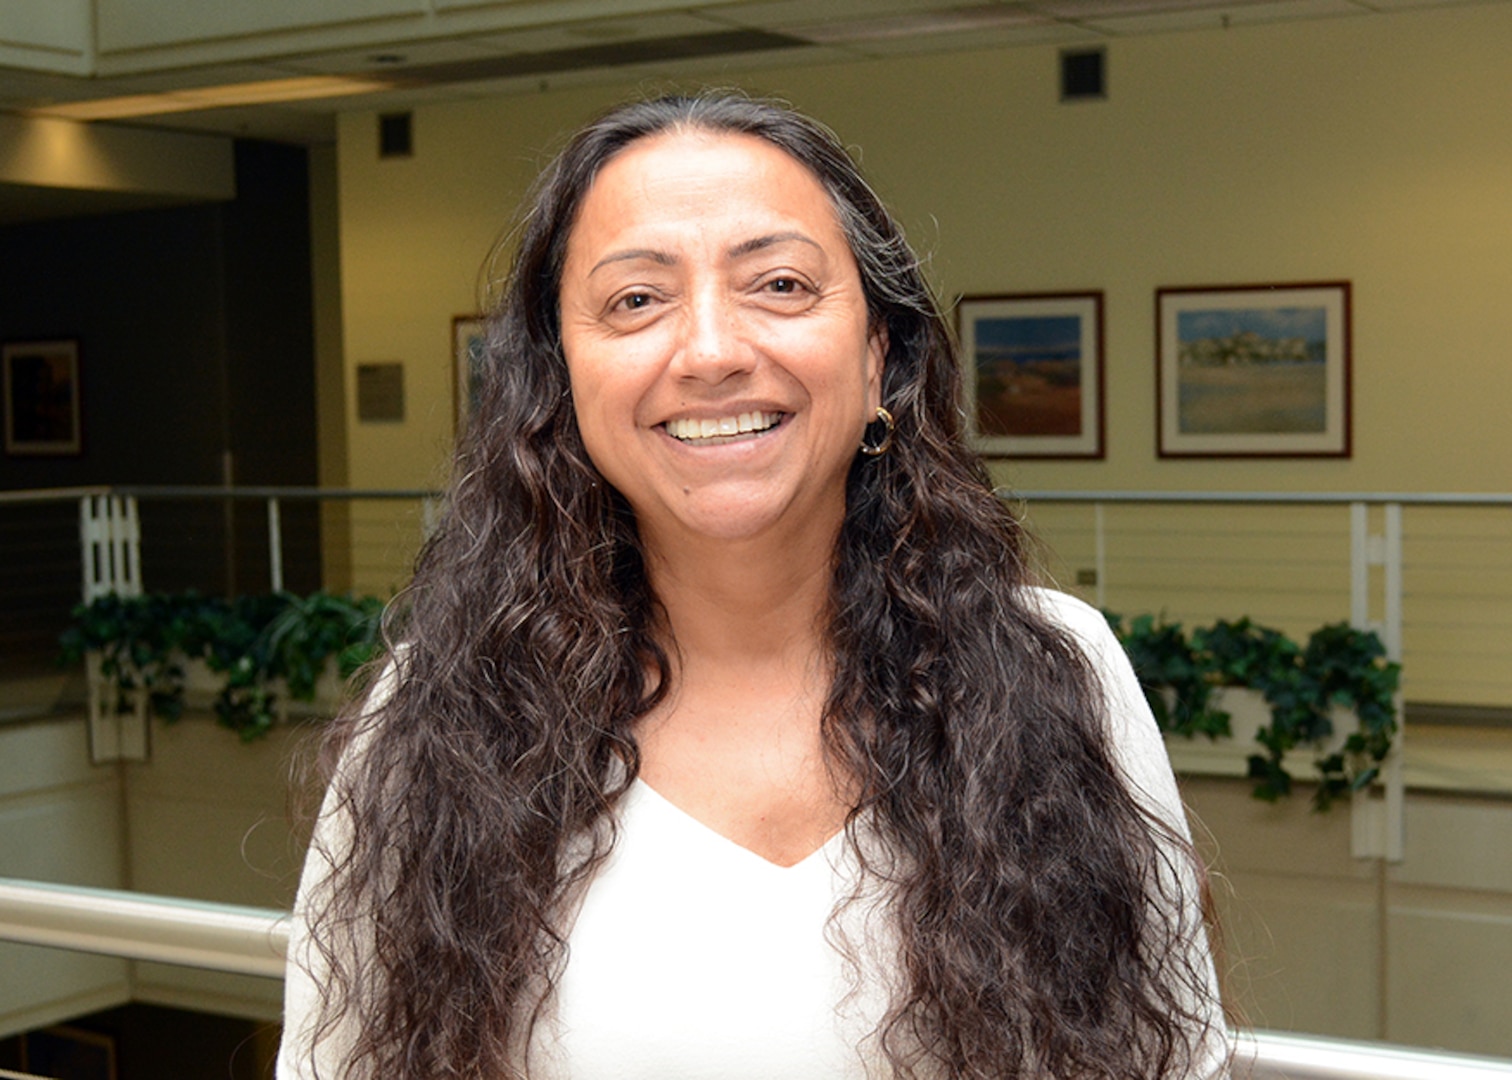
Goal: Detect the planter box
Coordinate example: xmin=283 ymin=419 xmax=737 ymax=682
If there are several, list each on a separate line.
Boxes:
xmin=85 ymin=652 xmax=347 ymax=763
xmin=178 ymin=657 xmax=348 ymax=717
xmin=1162 ymin=686 xmax=1353 ymax=780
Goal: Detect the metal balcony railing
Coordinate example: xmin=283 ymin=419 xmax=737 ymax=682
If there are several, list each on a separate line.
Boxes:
xmin=3 ymin=876 xmax=1511 ymax=1079
xmin=8 ymin=483 xmax=1512 ymax=852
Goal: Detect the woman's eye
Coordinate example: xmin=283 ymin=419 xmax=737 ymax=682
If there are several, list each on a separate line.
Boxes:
xmin=615 ymin=292 xmax=654 ymax=312
xmin=766 ymin=277 xmax=801 ymax=294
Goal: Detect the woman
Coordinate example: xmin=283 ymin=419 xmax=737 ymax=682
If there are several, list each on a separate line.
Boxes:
xmin=280 ymin=93 xmax=1227 ymax=1079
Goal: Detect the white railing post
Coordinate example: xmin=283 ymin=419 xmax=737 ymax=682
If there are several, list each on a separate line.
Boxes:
xmin=1347 ymin=500 xmax=1405 ymax=862
xmin=78 ymin=494 xmax=148 ymax=762
xmin=79 ymin=494 xmax=142 ymax=602
xmin=1349 ymin=501 xmax=1369 ymax=631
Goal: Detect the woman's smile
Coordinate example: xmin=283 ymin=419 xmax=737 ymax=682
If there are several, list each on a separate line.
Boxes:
xmin=663 ymin=410 xmax=785 ymax=445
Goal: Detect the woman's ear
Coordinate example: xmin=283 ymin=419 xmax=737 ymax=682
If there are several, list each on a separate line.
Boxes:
xmin=866 ymin=324 xmax=888 ymax=411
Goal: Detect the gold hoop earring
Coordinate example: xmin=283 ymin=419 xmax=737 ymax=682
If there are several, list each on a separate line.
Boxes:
xmin=859 ymin=406 xmax=894 ymax=457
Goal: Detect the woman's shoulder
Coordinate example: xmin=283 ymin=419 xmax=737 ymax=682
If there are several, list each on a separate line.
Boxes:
xmin=1017 ymin=586 xmax=1117 ymax=651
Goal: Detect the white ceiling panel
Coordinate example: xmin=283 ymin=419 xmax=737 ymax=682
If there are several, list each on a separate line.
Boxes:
xmin=1357 ymin=0 xmax=1489 ymax=9
xmin=703 ymin=0 xmax=973 ymax=32
xmin=0 ymin=0 xmax=92 ymax=63
xmin=1083 ymin=0 xmax=1366 ymax=31
xmin=846 ymin=21 xmax=1108 ymax=55
xmin=430 ymin=0 xmax=632 ymax=10
xmin=93 ymin=63 xmax=304 ymax=96
xmin=2 ymin=0 xmax=1501 ymax=151
xmin=468 ymin=11 xmax=735 ymax=54
xmin=96 ymin=0 xmax=425 ymax=54
xmin=269 ymin=37 xmax=508 ymax=76
xmin=796 ymin=7 xmax=1050 ymax=44
xmin=1033 ymin=0 xmax=1268 ymax=17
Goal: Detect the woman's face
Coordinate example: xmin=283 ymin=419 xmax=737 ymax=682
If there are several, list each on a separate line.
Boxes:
xmin=558 ymin=129 xmax=885 ymax=554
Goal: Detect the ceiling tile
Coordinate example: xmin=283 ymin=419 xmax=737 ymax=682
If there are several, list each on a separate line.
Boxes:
xmin=96 ymin=63 xmax=303 ymax=95
xmin=1081 ymin=0 xmax=1367 ymax=32
xmin=468 ymin=11 xmax=732 ymax=54
xmin=1358 ymin=0 xmax=1489 ymax=8
xmin=797 ymin=7 xmax=1053 ymax=44
xmin=700 ymin=0 xmax=973 ymax=32
xmin=846 ymin=21 xmax=1108 ymax=54
xmin=1030 ymin=0 xmax=1269 ymax=17
xmin=269 ymin=37 xmax=507 ymax=76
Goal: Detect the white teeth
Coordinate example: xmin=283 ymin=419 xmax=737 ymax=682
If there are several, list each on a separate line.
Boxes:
xmin=667 ymin=412 xmax=781 ymax=442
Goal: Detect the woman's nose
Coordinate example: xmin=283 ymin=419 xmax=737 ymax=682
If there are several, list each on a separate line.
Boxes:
xmin=674 ymin=289 xmax=753 ymax=384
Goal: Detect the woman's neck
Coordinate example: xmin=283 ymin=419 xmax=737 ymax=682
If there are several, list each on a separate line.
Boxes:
xmin=631 ymin=521 xmax=850 ymax=866
xmin=640 ymin=516 xmax=838 ymax=669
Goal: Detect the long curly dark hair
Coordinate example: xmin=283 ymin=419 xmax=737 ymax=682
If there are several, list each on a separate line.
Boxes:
xmin=299 ymin=92 xmax=1222 ymax=1079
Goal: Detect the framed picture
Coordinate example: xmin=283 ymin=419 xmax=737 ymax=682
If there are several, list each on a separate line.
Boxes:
xmin=4 ymin=338 xmax=81 ymax=456
xmin=452 ymin=315 xmax=487 ymax=435
xmin=958 ymin=293 xmax=1104 ymax=458
xmin=1156 ymin=282 xmax=1351 ymax=458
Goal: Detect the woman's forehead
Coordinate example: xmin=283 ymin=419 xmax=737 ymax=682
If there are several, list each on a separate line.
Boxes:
xmin=564 ymin=129 xmax=847 ymax=259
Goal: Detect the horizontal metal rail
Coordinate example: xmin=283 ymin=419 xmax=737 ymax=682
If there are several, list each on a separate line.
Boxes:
xmin=7 ymin=484 xmax=1510 ymax=507
xmin=0 ymin=486 xmax=110 ymax=505
xmin=1233 ymin=1029 xmax=1512 ymax=1079
xmin=3 ymin=878 xmax=1512 ymax=1076
xmin=0 ymin=485 xmax=440 ymax=506
xmin=0 ymin=876 xmax=287 ymax=979
xmin=1009 ymin=489 xmax=1512 ymax=506
xmin=112 ymin=485 xmax=442 ymax=501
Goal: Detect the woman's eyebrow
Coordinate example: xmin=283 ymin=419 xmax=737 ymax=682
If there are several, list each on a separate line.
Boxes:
xmin=728 ymin=231 xmax=822 ymax=260
xmin=587 ymin=232 xmax=821 ymax=276
xmin=589 ymin=248 xmax=675 ymax=276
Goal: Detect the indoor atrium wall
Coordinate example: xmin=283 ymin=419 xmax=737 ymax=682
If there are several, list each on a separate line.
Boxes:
xmin=331 ymin=2 xmax=1512 ymax=704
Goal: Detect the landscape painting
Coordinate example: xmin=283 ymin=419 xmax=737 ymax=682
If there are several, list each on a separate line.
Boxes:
xmin=959 ymin=293 xmax=1104 ymax=458
xmin=1157 ymin=283 xmax=1350 ymax=457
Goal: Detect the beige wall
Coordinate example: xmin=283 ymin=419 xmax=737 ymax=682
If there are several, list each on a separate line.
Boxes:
xmin=1185 ymin=774 xmax=1512 ymax=1058
xmin=330 ymin=3 xmax=1512 ymax=698
xmin=0 ymin=712 xmax=309 ymax=1038
xmin=336 ymin=2 xmax=1512 ymax=492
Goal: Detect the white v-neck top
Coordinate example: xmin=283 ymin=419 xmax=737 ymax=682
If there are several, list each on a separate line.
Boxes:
xmin=278 ymin=589 xmax=1226 ymax=1080
xmin=540 ymin=779 xmax=880 ymax=1079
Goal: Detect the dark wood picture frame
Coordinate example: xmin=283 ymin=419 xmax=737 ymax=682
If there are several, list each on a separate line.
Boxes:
xmin=4 ymin=338 xmax=82 ymax=456
xmin=1156 ymin=281 xmax=1351 ymax=458
xmin=957 ymin=292 xmax=1105 ymax=459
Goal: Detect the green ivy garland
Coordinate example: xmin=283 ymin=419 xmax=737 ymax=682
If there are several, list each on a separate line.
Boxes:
xmin=1104 ymin=613 xmax=1401 ymax=809
xmin=60 ymin=591 xmax=384 ymax=741
xmin=63 ymin=595 xmax=1399 ymax=805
